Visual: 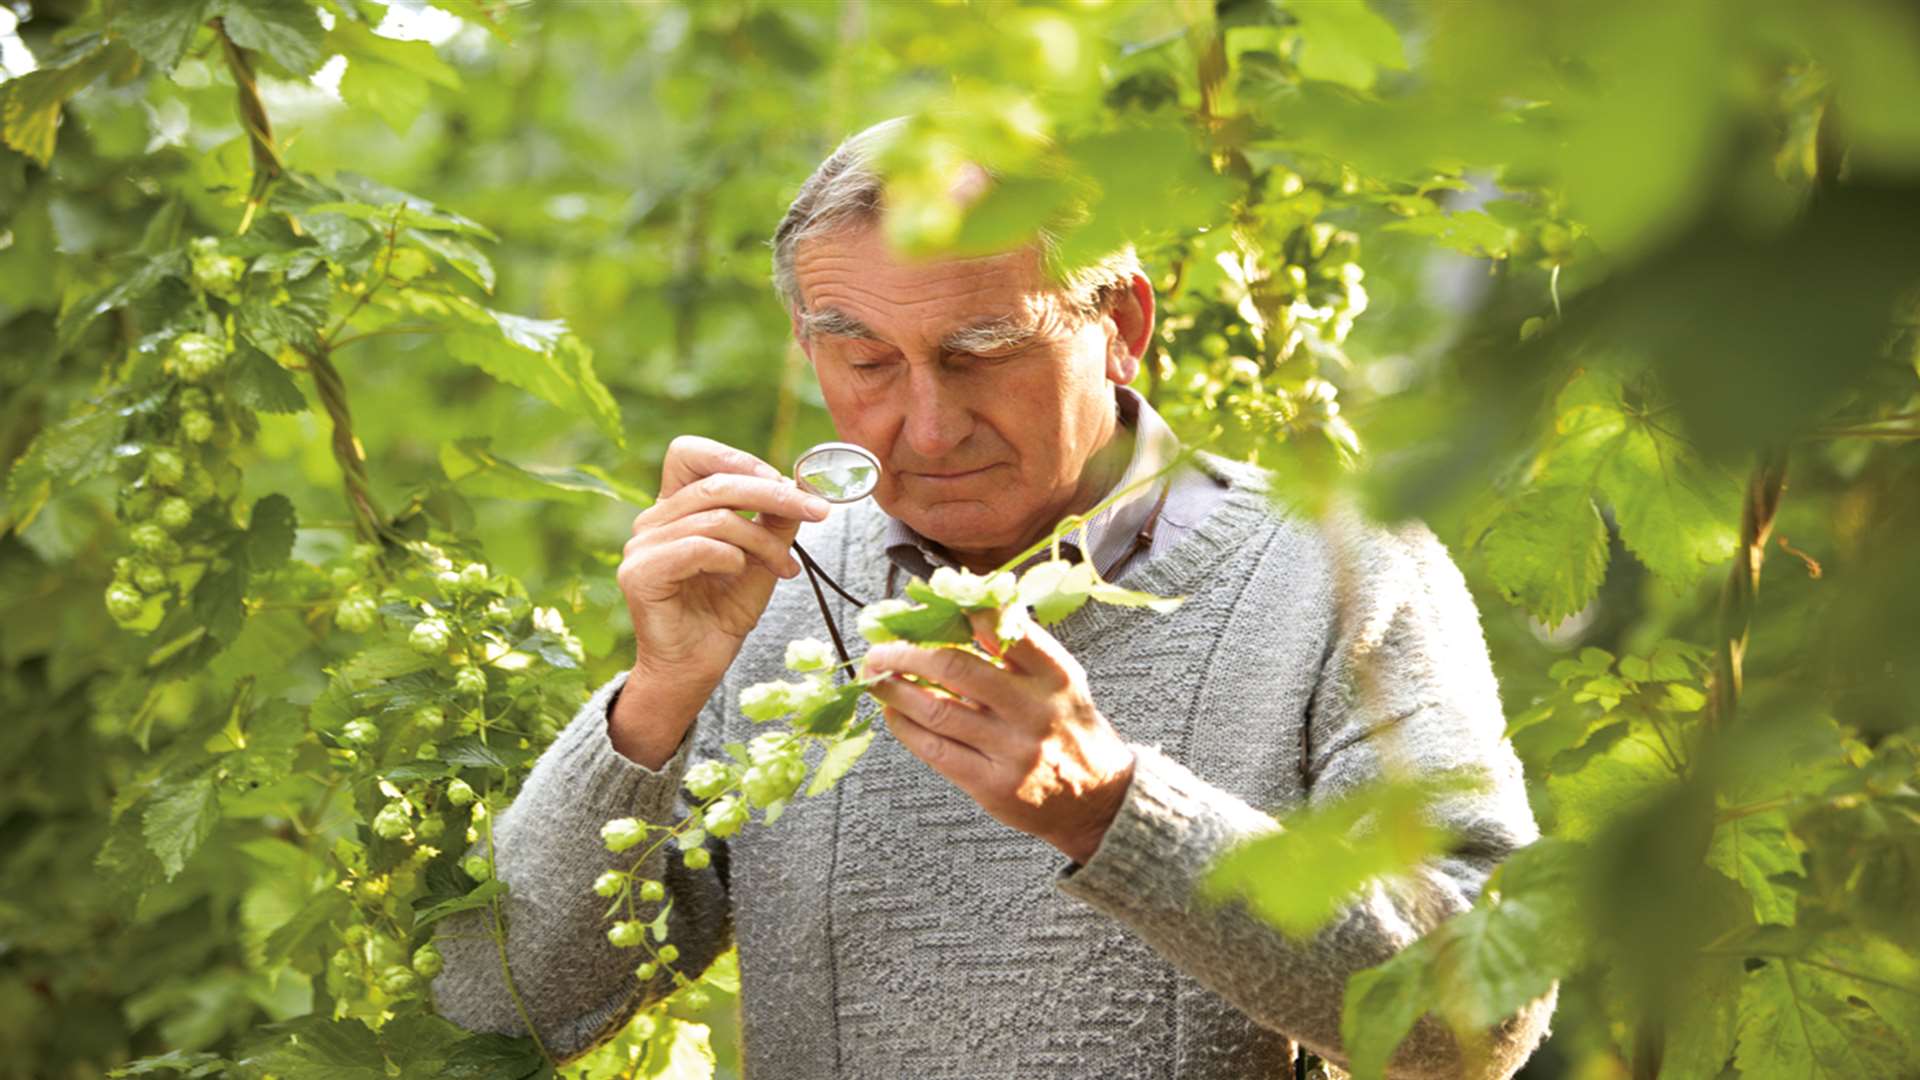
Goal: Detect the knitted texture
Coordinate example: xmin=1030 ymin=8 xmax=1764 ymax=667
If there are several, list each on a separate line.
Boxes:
xmin=433 ymin=455 xmax=1556 ymax=1078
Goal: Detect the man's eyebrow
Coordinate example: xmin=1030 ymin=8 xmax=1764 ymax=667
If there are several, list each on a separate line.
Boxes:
xmin=797 ymin=306 xmax=879 ymax=341
xmin=940 ymin=315 xmax=1041 ymax=355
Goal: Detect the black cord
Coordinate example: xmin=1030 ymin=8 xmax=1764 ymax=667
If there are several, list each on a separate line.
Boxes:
xmin=793 ymin=539 xmax=864 ymax=671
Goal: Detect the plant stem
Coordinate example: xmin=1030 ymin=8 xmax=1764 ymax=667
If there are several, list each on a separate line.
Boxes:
xmin=1706 ymin=448 xmax=1788 ymax=728
xmin=307 ymin=347 xmax=388 ymax=543
xmin=214 ymin=20 xmax=284 ymax=235
xmin=485 ymin=810 xmax=555 ymax=1065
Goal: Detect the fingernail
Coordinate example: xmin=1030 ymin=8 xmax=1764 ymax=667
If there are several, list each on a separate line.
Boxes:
xmin=756 ymin=463 xmax=782 ymax=480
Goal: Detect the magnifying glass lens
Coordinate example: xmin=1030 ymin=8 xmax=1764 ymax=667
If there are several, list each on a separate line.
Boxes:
xmin=794 ymin=443 xmax=881 ymax=503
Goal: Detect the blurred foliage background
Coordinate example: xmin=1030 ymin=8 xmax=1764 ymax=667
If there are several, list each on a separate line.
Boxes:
xmin=2 ymin=0 xmax=1917 ymax=1078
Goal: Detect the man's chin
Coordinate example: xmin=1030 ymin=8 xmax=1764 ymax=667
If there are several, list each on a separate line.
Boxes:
xmin=892 ymin=500 xmax=1032 ymax=562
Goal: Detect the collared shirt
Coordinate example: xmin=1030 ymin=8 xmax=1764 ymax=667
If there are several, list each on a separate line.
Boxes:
xmin=881 ymin=386 xmax=1229 ymax=589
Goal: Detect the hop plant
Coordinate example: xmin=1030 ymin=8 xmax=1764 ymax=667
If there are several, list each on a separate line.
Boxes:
xmin=155 ymin=496 xmax=194 ymax=532
xmin=371 ymin=801 xmax=411 ymax=840
xmin=180 ymin=410 xmax=215 ymax=444
xmin=446 ymin=778 xmax=477 ymax=807
xmin=592 ymin=870 xmax=625 ymax=898
xmin=607 ymin=920 xmax=645 ymax=948
xmin=104 ymin=582 xmax=145 ymax=622
xmin=341 ymin=719 xmax=380 ymax=746
xmin=601 ymin=817 xmax=647 ymax=853
xmin=188 ymin=237 xmax=246 ymax=299
xmin=741 ymin=759 xmax=805 ymax=809
xmin=684 ymin=760 xmax=734 ymax=800
xmin=926 ymin=565 xmax=1017 ymax=609
xmin=131 ymin=561 xmax=168 ymax=593
xmin=409 ymin=618 xmax=452 ymax=655
xmin=702 ymin=796 xmax=748 ymax=838
xmin=335 ymin=594 xmax=379 ymax=633
xmin=145 ymin=449 xmax=186 ymax=489
xmin=454 ymin=666 xmax=488 ymax=696
xmin=682 ymin=847 xmax=711 ymax=870
xmin=784 ymin=637 xmax=835 ymax=672
xmin=856 ymin=598 xmax=914 ymax=643
xmin=169 ymin=332 xmax=227 ymax=383
xmin=411 ymin=943 xmax=444 ymax=979
xmin=638 ymin=879 xmax=665 ymax=903
xmin=739 ymin=679 xmax=812 ymax=721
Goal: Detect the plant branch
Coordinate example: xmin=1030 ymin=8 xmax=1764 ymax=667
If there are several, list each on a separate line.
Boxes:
xmin=214 ymin=19 xmax=284 ymax=234
xmin=484 ymin=810 xmax=555 ymax=1065
xmin=1706 ymin=447 xmax=1787 ymax=728
xmin=305 ymin=347 xmax=389 ymax=543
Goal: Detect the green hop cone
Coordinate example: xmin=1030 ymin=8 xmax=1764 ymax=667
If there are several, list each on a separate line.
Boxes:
xmin=180 ymin=410 xmax=215 ymax=444
xmin=145 ymin=448 xmax=186 ymax=489
xmin=682 ymin=847 xmax=711 ymax=870
xmin=856 ymin=598 xmax=914 ymax=643
xmin=132 ymin=561 xmax=168 ymax=594
xmin=341 ymin=718 xmax=380 ymax=746
xmin=606 ymin=920 xmax=646 ymax=948
xmin=377 ymin=965 xmax=419 ymax=998
xmin=601 ymin=817 xmax=647 ymax=853
xmin=702 ymin=796 xmax=748 ymax=838
xmin=746 ymin=732 xmax=792 ymax=766
xmin=104 ymin=582 xmax=145 ymax=622
xmin=459 ymin=562 xmax=490 ymax=588
xmin=740 ymin=679 xmax=808 ymax=722
xmin=592 ymin=870 xmax=625 ymax=898
xmin=446 ymin=778 xmax=476 ymax=807
xmin=741 ymin=760 xmax=803 ymax=809
xmin=416 ymin=815 xmax=445 ymax=840
xmin=412 ymin=705 xmax=446 ymax=732
xmin=927 ymin=565 xmax=1016 ymax=610
xmin=462 ymin=854 xmax=491 ymax=881
xmin=635 ymin=962 xmax=658 ymax=980
xmin=177 ymin=387 xmax=210 ymax=411
xmin=638 ymin=879 xmax=665 ymax=903
xmin=129 ymin=522 xmax=171 ymax=555
xmin=188 ymin=237 xmax=245 ymax=297
xmin=409 ymin=618 xmax=452 ymax=656
xmin=371 ymin=801 xmax=411 ymax=840
xmin=335 ymin=594 xmax=379 ymax=634
xmin=658 ymin=944 xmax=681 ymax=964
xmin=784 ymin=637 xmax=836 ymax=672
xmin=411 ymin=943 xmax=444 ymax=979
xmin=684 ymin=760 xmax=734 ymax=800
xmin=414 ymin=741 xmax=438 ymax=760
xmin=454 ymin=666 xmax=488 ymax=696
xmin=170 ymin=332 xmax=227 ymax=383
xmin=155 ymin=496 xmax=194 ymax=532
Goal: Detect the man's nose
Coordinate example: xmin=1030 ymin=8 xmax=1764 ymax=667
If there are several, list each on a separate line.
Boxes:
xmin=900 ymin=366 xmax=974 ymax=460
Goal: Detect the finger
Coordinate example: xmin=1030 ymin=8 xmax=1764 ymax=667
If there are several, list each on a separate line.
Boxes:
xmin=882 ymin=704 xmax=994 ymax=791
xmin=648 ymin=507 xmax=802 ymax=579
xmin=868 ymin=674 xmax=1012 ymax=756
xmin=861 ymin=642 xmax=1026 ymax=718
xmin=993 ymin=614 xmax=1075 ymax=687
xmin=621 ymin=536 xmax=746 ymax=590
xmin=660 ymin=435 xmax=784 ymax=499
xmin=966 ymin=609 xmax=1005 ymax=658
xmin=647 ymin=472 xmax=830 ymax=530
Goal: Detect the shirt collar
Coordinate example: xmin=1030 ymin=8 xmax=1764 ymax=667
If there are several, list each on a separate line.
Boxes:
xmin=881 ymin=386 xmax=1180 ymax=581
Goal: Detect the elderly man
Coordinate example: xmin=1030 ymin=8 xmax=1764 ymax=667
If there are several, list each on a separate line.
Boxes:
xmin=435 ymin=122 xmax=1553 ymax=1078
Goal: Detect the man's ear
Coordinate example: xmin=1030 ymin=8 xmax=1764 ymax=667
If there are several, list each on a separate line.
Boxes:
xmin=1104 ymin=271 xmax=1155 ymax=385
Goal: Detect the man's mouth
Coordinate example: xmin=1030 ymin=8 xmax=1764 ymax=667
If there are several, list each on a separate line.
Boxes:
xmin=905 ymin=464 xmax=998 ymax=481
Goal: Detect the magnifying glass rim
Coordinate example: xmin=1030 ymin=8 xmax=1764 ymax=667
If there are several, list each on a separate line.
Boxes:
xmin=792 ymin=441 xmax=882 ymax=503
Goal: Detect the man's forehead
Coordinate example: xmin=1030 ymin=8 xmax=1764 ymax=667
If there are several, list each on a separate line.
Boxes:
xmin=791 ymin=227 xmax=1067 ymax=341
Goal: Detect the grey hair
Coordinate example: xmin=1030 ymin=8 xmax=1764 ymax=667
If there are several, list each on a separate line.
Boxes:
xmin=771 ymin=117 xmax=1142 ymax=327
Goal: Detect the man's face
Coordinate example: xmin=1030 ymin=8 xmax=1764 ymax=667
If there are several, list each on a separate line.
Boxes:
xmin=791 ymin=225 xmax=1140 ymax=566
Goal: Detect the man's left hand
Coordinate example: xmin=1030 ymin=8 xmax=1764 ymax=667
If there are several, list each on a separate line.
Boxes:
xmin=861 ymin=611 xmax=1137 ymax=865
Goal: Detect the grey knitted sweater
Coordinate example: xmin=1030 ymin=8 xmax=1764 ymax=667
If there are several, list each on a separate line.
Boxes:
xmin=434 ymin=456 xmax=1555 ymax=1078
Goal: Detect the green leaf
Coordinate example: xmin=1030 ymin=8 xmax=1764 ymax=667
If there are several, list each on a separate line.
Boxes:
xmin=143 ymin=772 xmax=220 ymax=880
xmin=445 ymin=311 xmax=623 ymax=445
xmin=58 ymin=250 xmax=188 ymax=353
xmin=237 ymin=273 xmax=328 ymax=356
xmin=1545 ymin=724 xmax=1678 ymax=842
xmin=246 ymin=494 xmax=298 ymax=570
xmin=114 ymin=0 xmax=213 ymax=73
xmin=1 ymin=42 xmax=118 ymax=166
xmin=635 ymin=1018 xmax=715 ymax=1079
xmin=190 ymin=561 xmax=249 ymax=644
xmin=438 ymin=1032 xmax=549 ymax=1080
xmin=412 ymin=879 xmax=507 ymax=929
xmin=1474 ymin=485 xmax=1609 ymax=625
xmin=210 ymin=0 xmax=328 ymax=77
xmin=1544 ymin=370 xmax=1738 ymax=586
xmin=1661 ymin=953 xmax=1745 ymax=1080
xmin=329 ymin=20 xmax=460 ymax=134
xmin=1340 ymin=942 xmax=1435 ymax=1080
xmin=806 ymin=726 xmax=875 ymax=796
xmin=1734 ymin=958 xmax=1911 ymax=1079
xmin=1203 ymin=776 xmax=1462 ymax=938
xmin=227 ymin=346 xmax=308 ymax=414
xmin=1706 ymin=809 xmax=1803 ymax=925
xmin=247 ymin=1015 xmax=387 ymax=1080
xmin=871 ymin=597 xmax=972 ymax=645
xmin=5 ymin=395 xmax=142 ymax=533
xmin=1288 ymin=0 xmax=1406 ymax=90
xmin=109 ymin=1050 xmax=231 ymax=1078
xmin=408 ymin=228 xmax=495 ymax=293
xmin=440 ymin=440 xmax=652 ymax=507
xmin=795 ymin=681 xmax=865 ymax=736
xmin=1384 ymin=211 xmax=1515 ymax=258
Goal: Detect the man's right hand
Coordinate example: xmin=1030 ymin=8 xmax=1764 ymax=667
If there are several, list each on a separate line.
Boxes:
xmin=610 ymin=435 xmax=831 ymax=767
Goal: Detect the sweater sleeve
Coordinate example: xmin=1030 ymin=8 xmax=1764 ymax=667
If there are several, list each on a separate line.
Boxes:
xmin=432 ymin=669 xmax=737 ymax=1061
xmin=1054 ymin=520 xmax=1555 ymax=1079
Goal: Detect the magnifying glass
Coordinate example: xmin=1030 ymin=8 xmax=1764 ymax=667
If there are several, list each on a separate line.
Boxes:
xmin=789 ymin=442 xmax=880 ymax=670
xmin=793 ymin=441 xmax=880 ymax=503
